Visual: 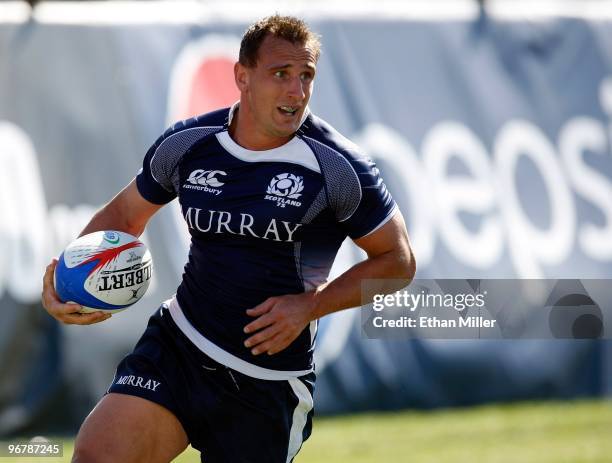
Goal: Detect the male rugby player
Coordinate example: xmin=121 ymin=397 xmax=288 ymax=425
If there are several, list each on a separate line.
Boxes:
xmin=42 ymin=15 xmax=415 ymax=463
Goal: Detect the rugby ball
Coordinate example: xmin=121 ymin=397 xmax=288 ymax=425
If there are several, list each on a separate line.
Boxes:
xmin=54 ymin=230 xmax=153 ymax=313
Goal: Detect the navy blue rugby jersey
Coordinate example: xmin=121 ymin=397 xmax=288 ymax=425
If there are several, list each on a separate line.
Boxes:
xmin=136 ymin=104 xmax=397 ymax=380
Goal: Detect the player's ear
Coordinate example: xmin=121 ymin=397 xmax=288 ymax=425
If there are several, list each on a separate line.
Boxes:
xmin=234 ymin=62 xmax=249 ymax=92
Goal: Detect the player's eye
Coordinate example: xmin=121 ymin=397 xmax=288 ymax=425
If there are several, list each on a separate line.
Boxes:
xmin=300 ymin=72 xmax=313 ymax=83
xmin=274 ymin=70 xmax=286 ymax=78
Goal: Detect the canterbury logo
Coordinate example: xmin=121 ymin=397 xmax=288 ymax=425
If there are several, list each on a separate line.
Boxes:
xmin=187 ymin=169 xmax=226 ymax=187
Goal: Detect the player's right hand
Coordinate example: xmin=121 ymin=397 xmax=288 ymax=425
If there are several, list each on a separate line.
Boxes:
xmin=41 ymin=259 xmax=112 ymax=325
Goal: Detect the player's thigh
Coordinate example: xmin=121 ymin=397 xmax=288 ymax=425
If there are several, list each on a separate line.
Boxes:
xmin=72 ymin=392 xmax=189 ymax=463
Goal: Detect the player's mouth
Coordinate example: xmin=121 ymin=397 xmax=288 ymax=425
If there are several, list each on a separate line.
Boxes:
xmin=278 ymin=105 xmax=299 ymax=117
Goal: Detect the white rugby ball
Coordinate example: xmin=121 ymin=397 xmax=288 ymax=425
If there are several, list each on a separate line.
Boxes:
xmin=54 ymin=230 xmax=153 ymax=313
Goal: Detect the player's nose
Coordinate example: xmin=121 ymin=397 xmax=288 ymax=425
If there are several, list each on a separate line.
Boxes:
xmin=286 ymin=76 xmax=306 ymax=101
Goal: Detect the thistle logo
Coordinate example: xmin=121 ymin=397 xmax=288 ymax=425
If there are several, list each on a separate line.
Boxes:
xmin=183 ymin=169 xmax=226 ymax=195
xmin=265 ymin=173 xmax=304 ymax=208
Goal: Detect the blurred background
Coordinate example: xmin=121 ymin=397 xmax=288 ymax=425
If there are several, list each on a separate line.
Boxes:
xmin=1 ymin=0 xmax=611 ymax=461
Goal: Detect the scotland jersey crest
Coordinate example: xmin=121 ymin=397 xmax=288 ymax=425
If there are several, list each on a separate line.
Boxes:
xmin=265 ymin=173 xmax=304 ymax=208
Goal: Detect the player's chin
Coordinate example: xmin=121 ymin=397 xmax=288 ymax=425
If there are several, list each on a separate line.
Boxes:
xmin=273 ymin=126 xmax=298 ymax=138
xmin=272 ymin=115 xmax=301 ymax=136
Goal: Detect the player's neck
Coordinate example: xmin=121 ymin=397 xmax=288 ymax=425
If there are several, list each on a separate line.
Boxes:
xmin=229 ymin=106 xmax=293 ymax=151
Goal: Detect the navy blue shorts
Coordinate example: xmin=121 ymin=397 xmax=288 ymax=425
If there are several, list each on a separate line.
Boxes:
xmin=107 ymin=305 xmax=315 ymax=463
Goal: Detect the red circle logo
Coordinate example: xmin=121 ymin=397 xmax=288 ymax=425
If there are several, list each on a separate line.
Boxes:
xmin=167 ymin=35 xmax=241 ymax=122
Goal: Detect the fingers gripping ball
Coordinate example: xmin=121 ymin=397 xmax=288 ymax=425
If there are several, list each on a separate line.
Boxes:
xmin=54 ymin=231 xmax=153 ymax=313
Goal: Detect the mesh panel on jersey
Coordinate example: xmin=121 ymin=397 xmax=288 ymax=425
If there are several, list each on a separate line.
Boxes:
xmin=294 ymin=241 xmax=303 ymax=286
xmin=301 ymin=188 xmax=327 ymax=224
xmin=150 ymin=126 xmax=222 ymax=193
xmin=303 ymin=137 xmax=361 ymax=222
xmin=296 ymin=188 xmax=332 ymax=289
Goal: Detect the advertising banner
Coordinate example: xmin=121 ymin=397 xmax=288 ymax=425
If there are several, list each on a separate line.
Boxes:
xmin=0 ymin=3 xmax=611 ymax=431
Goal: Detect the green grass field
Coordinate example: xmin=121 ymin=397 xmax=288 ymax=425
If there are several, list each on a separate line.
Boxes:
xmin=2 ymin=400 xmax=611 ymax=462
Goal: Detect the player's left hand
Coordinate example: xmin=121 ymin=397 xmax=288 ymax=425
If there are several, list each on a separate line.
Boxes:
xmin=244 ymin=292 xmax=317 ymax=356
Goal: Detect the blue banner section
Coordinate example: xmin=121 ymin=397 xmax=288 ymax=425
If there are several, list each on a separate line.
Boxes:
xmin=0 ymin=5 xmax=611 ymax=432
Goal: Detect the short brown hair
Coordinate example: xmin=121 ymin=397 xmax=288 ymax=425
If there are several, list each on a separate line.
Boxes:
xmin=239 ymin=15 xmax=321 ymax=68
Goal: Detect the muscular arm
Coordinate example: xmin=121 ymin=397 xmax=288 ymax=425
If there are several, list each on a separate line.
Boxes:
xmin=42 ymin=180 xmax=164 ymax=325
xmin=244 ymin=211 xmax=416 ymax=355
xmin=309 ymin=212 xmax=415 ymax=319
xmin=79 ymin=180 xmax=164 ymax=238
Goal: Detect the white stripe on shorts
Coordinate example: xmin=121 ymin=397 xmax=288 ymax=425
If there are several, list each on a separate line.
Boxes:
xmin=286 ymin=377 xmax=314 ymax=463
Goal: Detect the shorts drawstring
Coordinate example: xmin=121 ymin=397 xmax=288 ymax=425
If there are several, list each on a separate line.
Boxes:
xmin=227 ymin=368 xmax=241 ymax=392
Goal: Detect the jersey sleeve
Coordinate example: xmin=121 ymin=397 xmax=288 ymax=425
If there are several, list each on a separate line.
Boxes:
xmin=308 ymin=135 xmax=398 ymax=239
xmin=135 ymin=129 xmax=179 ymax=205
xmin=136 ymin=117 xmax=227 ymax=204
xmin=336 ymin=154 xmax=398 ymax=239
